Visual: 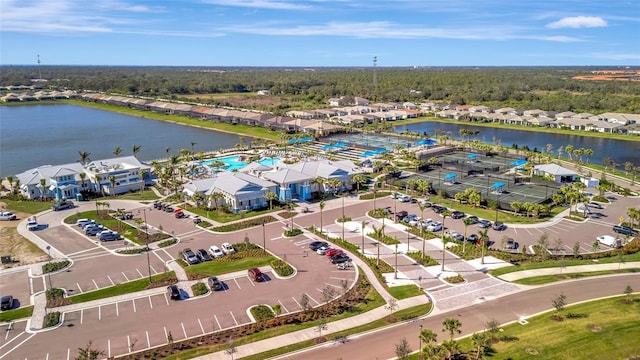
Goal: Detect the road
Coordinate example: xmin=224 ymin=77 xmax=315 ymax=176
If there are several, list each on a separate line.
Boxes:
xmin=276 ymin=275 xmax=640 ymax=360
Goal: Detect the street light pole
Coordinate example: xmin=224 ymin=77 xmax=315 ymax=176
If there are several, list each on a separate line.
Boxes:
xmin=139 ymin=209 xmax=152 ymax=284
xmin=341 ymin=194 xmax=345 ymax=241
xmin=262 ymin=220 xmax=266 ymax=255
xmin=419 ymin=324 xmax=424 ymax=356
xmin=46 ymin=245 xmax=52 ymax=289
xmin=394 ymin=242 xmax=398 ymax=279
xmin=495 ymin=194 xmax=500 ymax=223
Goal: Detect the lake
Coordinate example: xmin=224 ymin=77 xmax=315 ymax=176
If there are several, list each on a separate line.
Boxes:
xmin=0 ymin=104 xmax=248 ymax=177
xmin=395 ymin=122 xmax=639 ymax=167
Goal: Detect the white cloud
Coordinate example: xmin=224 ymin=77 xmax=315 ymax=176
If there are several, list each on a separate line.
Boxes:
xmin=200 ymin=0 xmax=311 ymax=10
xmin=546 ymin=16 xmax=607 ymax=29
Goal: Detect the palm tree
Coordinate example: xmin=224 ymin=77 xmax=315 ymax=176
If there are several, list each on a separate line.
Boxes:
xmin=138 ymin=169 xmax=148 ymax=192
xmin=583 ymin=148 xmax=594 ymax=164
xmin=78 ymin=172 xmax=87 ymax=193
xmin=352 ymin=174 xmax=367 ymax=192
xmin=265 ymin=191 xmax=278 ymax=210
xmin=479 ymin=228 xmax=489 ymax=264
xmin=361 ymin=220 xmax=369 ymax=253
xmin=312 ymin=177 xmax=326 ymax=197
xmin=565 ymin=144 xmax=574 ymax=160
xmin=416 ymin=179 xmax=430 ymax=197
xmin=132 ymin=144 xmax=141 ymax=157
xmin=418 ymin=202 xmax=429 ymax=255
xmin=328 ymin=177 xmax=342 ymax=195
xmin=208 ymin=192 xmax=224 ymax=211
xmin=113 ymin=146 xmax=123 ymax=156
xmin=78 ymin=150 xmax=91 ymax=165
xmin=442 ymin=317 xmax=462 ymax=341
xmin=39 ymin=178 xmax=47 ymax=201
xmin=108 ymin=175 xmax=116 ymax=196
xmin=13 ymin=179 xmax=20 ymax=195
xmin=440 ymin=210 xmax=450 ymax=272
xmin=462 ymin=217 xmax=474 ymax=254
xmin=319 ymin=200 xmax=325 ymax=232
xmin=5 ymin=176 xmax=13 ymax=194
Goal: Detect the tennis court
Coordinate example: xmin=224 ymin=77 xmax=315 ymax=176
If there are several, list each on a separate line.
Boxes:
xmin=327 ymin=133 xmax=436 ymax=152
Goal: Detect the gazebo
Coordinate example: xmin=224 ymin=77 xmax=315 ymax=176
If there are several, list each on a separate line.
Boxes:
xmin=444 ymin=173 xmax=458 ymax=184
xmin=491 ymin=181 xmax=506 ymax=194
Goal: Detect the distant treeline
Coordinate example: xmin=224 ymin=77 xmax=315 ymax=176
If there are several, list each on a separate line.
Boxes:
xmin=2 ymin=66 xmax=640 ymax=114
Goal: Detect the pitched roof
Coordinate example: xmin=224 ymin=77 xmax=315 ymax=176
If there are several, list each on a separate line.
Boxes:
xmin=533 ymin=164 xmax=576 ymax=176
xmin=264 ymin=168 xmax=313 ymax=184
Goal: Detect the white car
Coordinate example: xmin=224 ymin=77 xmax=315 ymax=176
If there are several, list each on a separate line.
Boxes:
xmin=596 ymin=235 xmax=620 ymax=248
xmin=27 ymin=220 xmax=38 ymax=231
xmin=221 ymin=242 xmax=236 ymax=255
xmin=421 ymin=218 xmax=433 ymax=228
xmin=317 ymin=246 xmax=331 ymax=255
xmin=399 ymin=195 xmax=411 ymax=202
xmin=427 ymin=221 xmax=443 ymax=232
xmin=76 ymin=218 xmax=93 ymax=227
xmin=0 ymin=212 xmax=17 ymax=221
xmin=408 ymin=217 xmax=421 ymax=227
xmin=209 ymin=245 xmax=224 ymax=258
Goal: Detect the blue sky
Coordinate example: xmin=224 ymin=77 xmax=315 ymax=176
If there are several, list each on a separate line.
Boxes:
xmin=1 ymin=0 xmax=639 ymax=66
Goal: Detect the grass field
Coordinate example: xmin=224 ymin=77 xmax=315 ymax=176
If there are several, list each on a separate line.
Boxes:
xmin=386 ymin=284 xmax=425 ymax=300
xmin=68 ymin=272 xmax=175 ymax=304
xmin=490 ymin=251 xmax=640 ymax=276
xmin=514 ymin=268 xmax=640 ymax=285
xmin=1 ymin=199 xmax=54 ymax=214
xmin=183 ymin=256 xmax=275 ymax=277
xmin=0 ymin=305 xmax=34 ymax=323
xmin=456 ymin=296 xmax=640 ymax=359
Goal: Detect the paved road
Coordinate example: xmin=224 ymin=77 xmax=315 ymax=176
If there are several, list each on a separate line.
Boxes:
xmin=275 ymin=274 xmax=640 ymax=360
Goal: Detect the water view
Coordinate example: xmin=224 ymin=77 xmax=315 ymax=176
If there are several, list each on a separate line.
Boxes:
xmin=0 ymin=104 xmax=250 ymax=177
xmin=395 ymin=122 xmax=639 ymax=166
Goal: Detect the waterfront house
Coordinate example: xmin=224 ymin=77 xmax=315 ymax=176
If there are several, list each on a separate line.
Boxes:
xmin=286 ymin=159 xmax=362 ymax=194
xmin=83 ymin=156 xmax=151 ymax=196
xmin=15 ymin=163 xmax=85 ymax=200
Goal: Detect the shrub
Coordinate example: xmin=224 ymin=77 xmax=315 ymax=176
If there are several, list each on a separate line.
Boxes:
xmin=45 ymin=288 xmax=69 ymax=308
xmin=359 ymin=191 xmax=391 ymax=200
xmin=250 ymin=305 xmax=275 ymax=321
xmin=337 ymin=216 xmax=352 ymax=223
xmin=211 ymin=216 xmax=278 ymax=232
xmin=368 ymin=209 xmax=388 ymax=219
xmin=283 ymin=228 xmax=303 ymax=237
xmin=277 ymin=211 xmax=296 ymax=219
xmin=444 ymin=275 xmax=465 ymax=284
xmin=191 ymin=282 xmax=208 ymax=296
xmin=158 ymin=238 xmax=178 ymax=247
xmin=406 ymin=251 xmax=439 ymax=266
xmin=591 ymin=195 xmax=609 ymax=203
xmin=43 ymin=311 xmax=60 ymax=328
xmin=117 ymin=247 xmax=150 ymax=255
xmin=271 ymin=259 xmax=294 ymax=277
xmin=42 ymin=260 xmax=70 ymax=274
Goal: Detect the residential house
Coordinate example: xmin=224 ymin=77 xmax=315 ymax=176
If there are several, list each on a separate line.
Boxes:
xmin=182 ymin=172 xmax=276 ymax=212
xmin=286 ymin=159 xmax=362 ymax=194
xmin=16 ymin=163 xmax=85 ymax=200
xmin=263 ymin=168 xmax=314 ymax=201
xmin=83 ymin=156 xmax=151 ymax=196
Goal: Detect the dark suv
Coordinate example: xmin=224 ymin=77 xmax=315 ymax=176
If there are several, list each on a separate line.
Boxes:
xmin=394 ymin=211 xmax=408 ymax=221
xmin=613 ymin=225 xmax=638 ymax=236
xmin=208 ymin=277 xmax=224 ymax=291
xmin=1 ymin=295 xmax=13 ymax=311
xmin=182 ymin=248 xmax=200 ymax=265
xmin=167 ymin=285 xmax=180 ymax=300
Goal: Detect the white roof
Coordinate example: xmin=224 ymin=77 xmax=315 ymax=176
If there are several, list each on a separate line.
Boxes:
xmin=533 ymin=164 xmax=576 ymax=176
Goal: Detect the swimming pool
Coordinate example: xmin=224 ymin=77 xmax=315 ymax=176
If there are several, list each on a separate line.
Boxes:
xmin=201 ymin=156 xmax=281 ymax=171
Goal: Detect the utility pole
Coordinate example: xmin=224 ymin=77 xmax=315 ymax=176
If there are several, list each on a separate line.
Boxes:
xmin=139 ymin=209 xmax=152 ymax=283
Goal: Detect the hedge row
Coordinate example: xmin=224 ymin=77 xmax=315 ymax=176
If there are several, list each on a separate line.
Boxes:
xmin=211 ymin=216 xmax=278 ymax=232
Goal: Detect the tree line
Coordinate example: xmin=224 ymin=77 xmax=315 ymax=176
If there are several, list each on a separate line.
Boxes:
xmin=2 ymin=66 xmax=640 ymax=114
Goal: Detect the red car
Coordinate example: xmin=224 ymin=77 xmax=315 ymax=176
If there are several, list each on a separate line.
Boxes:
xmin=327 ymin=249 xmax=343 ymax=258
xmin=326 ymin=248 xmax=341 ymax=257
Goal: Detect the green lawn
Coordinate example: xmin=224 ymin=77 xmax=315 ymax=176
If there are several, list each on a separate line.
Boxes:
xmin=0 ymin=305 xmax=34 ymax=323
xmin=490 ymin=251 xmax=640 ymax=277
xmin=68 ymin=272 xmax=175 ymax=304
xmin=185 ymin=205 xmax=282 ymax=223
xmin=455 ymin=296 xmax=640 ymax=360
xmin=183 ymin=256 xmax=275 ymax=277
xmin=1 ymin=198 xmax=54 ymax=214
xmin=514 ymin=268 xmax=640 ymax=285
xmin=386 ymin=284 xmax=425 ymax=300
xmin=110 ymin=190 xmax=159 ymax=201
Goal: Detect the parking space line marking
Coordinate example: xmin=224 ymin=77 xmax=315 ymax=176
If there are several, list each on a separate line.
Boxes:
xmin=326 ymin=283 xmax=342 ymax=289
xmin=132 ymin=299 xmax=137 ymax=313
xmin=278 ymin=300 xmax=289 ymax=314
xmin=0 ymin=332 xmax=35 ymax=360
xmin=150 ymin=265 xmax=158 ymax=274
xmin=291 ymin=296 xmax=302 ymax=310
xmin=161 ymin=248 xmax=173 ymax=260
xmin=181 ymin=322 xmax=187 ymax=339
xmin=146 ymin=331 xmax=150 ymax=349
xmin=229 ymin=312 xmax=238 ymax=326
xmin=99 ymin=306 xmax=101 ymax=320
xmin=153 ymin=250 xmax=166 ymax=263
xmin=164 ymin=293 xmax=169 ymax=306
xmin=107 ymin=275 xmax=115 ymax=286
xmin=108 ymin=339 xmax=111 ymax=358
xmin=116 ymin=302 xmax=119 ymax=316
xmin=122 ymin=272 xmax=129 ymax=282
xmin=198 ymin=318 xmax=205 ymax=334
xmin=67 ymin=348 xmax=70 ymax=360
xmin=163 ymin=327 xmax=168 ymax=342
xmin=29 ymin=277 xmax=33 ymax=295
xmin=136 ymin=268 xmax=144 ymax=278
xmin=76 ymin=283 xmax=83 ymax=293
xmin=80 ymin=309 xmax=83 ymax=324
xmin=214 ymin=315 xmax=221 ymax=331
xmin=127 ymin=336 xmax=131 ymax=353
xmin=148 ymin=296 xmax=153 ymax=309
xmin=233 ymin=278 xmax=242 ymax=289
xmin=42 ymin=276 xmax=47 ymax=290
xmin=306 ymin=293 xmax=320 ymax=305
xmin=46 ymin=352 xmax=49 ymax=360
xmin=92 ymin=279 xmax=99 ymax=290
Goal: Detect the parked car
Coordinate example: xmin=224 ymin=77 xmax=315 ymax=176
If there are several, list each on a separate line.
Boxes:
xmin=326 ymin=248 xmax=343 ymax=257
xmin=596 ymin=235 xmax=621 ymax=248
xmin=331 ymin=254 xmax=351 ymax=264
xmin=402 ymin=214 xmax=418 ymax=223
xmin=85 ymin=225 xmax=106 ymax=236
xmin=153 ymin=201 xmax=161 ymax=209
xmin=174 ymin=209 xmax=185 ymax=218
xmin=399 ymin=195 xmax=411 ymax=202
xmin=76 ymin=218 xmax=93 ymax=227
xmin=466 ymin=216 xmax=479 ymax=224
xmin=587 ymin=202 xmax=603 ymax=209
xmin=492 ymin=221 xmax=504 ymax=231
xmin=221 ymin=242 xmax=236 ymax=255
xmin=98 ymin=231 xmax=120 ymax=242
xmin=309 ymin=241 xmax=328 ymax=251
xmin=208 ymin=276 xmax=224 ymax=291
xmin=427 ymin=221 xmax=443 ymax=232
xmin=27 ymin=219 xmax=39 ymax=231
xmin=192 ymin=216 xmax=202 ymax=224
xmin=1 ymin=295 xmax=14 ymax=311
xmin=432 ymin=205 xmax=446 ymax=214
xmin=410 ymin=198 xmax=418 ymax=204
xmin=82 ymin=221 xmax=99 ymax=230
xmin=394 ymin=211 xmax=408 ymax=221
xmin=248 ymin=268 xmax=266 ymax=282
xmin=419 ymin=199 xmax=432 ymax=206
xmin=317 ymin=246 xmax=331 ymax=255
xmin=183 ymin=248 xmax=200 ymax=264
xmin=52 ymin=200 xmax=74 ymax=211
xmin=208 ymin=245 xmax=224 ymax=258
xmin=449 ymin=232 xmax=464 ymax=241
xmin=167 ymin=285 xmax=180 ymax=300
xmin=408 ymin=218 xmax=421 ymax=227
xmin=451 ymin=211 xmax=465 ymax=219
xmin=420 ymin=218 xmax=434 ymax=228
xmin=478 ymin=219 xmax=492 ymax=228
xmin=197 ymin=249 xmax=212 ymax=262
xmin=118 ymin=211 xmax=134 ymax=220
xmin=466 ymin=234 xmax=479 ymax=243
xmin=0 ymin=212 xmax=17 ymax=221
xmin=503 ymin=238 xmax=519 ymax=250
xmin=613 ymin=225 xmax=638 ymax=236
